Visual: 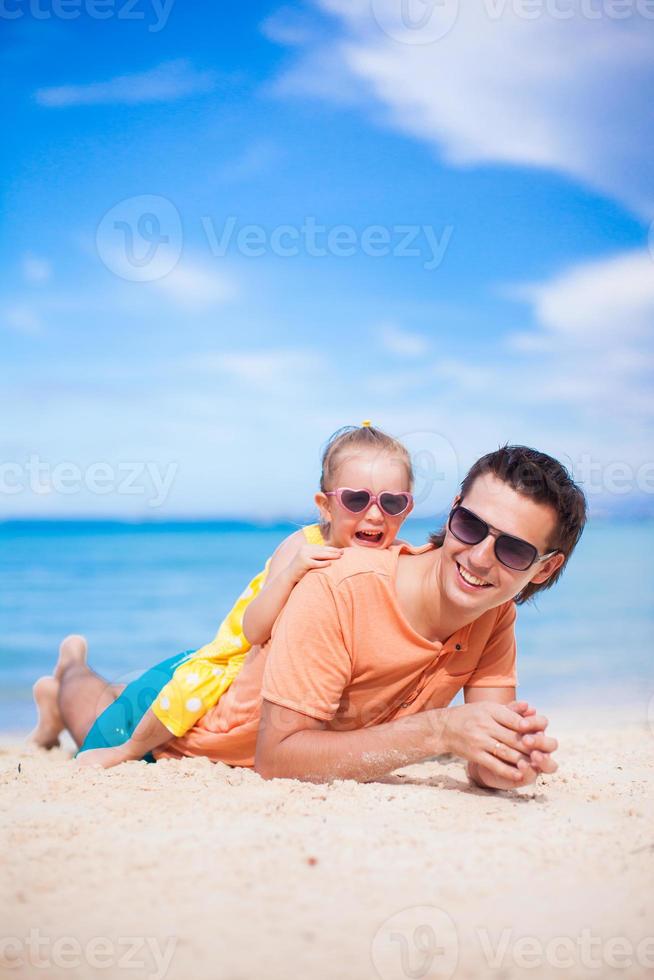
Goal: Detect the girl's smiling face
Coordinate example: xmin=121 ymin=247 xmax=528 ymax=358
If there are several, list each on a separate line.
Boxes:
xmin=315 ymin=449 xmax=413 ymax=549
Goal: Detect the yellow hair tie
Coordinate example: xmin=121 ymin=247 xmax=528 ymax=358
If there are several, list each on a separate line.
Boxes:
xmin=361 ymin=419 xmax=372 ymax=427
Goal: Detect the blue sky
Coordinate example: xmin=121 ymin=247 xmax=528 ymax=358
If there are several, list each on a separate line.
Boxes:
xmin=2 ymin=0 xmax=653 ymax=518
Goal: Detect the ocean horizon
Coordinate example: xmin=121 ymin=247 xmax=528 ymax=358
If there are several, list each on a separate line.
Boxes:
xmin=2 ymin=516 xmax=652 ymax=733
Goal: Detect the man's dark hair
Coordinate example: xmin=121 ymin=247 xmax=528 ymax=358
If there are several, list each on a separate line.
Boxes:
xmin=430 ymin=445 xmax=587 ymax=604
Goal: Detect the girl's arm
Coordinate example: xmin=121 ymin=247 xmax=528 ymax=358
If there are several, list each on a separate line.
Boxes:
xmin=242 ymin=530 xmax=343 ymax=646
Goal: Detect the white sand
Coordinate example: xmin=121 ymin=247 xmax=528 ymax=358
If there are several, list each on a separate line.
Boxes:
xmin=1 ymin=713 xmax=652 ymax=980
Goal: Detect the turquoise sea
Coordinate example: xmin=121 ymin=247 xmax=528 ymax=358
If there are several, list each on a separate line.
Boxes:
xmin=1 ymin=518 xmax=652 ymax=732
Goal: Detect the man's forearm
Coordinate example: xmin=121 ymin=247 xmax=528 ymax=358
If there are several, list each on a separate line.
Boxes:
xmin=256 ymin=709 xmax=451 ymax=783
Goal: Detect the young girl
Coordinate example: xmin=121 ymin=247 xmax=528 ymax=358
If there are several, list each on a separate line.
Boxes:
xmin=33 ymin=423 xmax=414 ymax=766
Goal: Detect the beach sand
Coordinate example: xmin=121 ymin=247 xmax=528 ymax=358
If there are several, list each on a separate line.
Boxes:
xmin=1 ymin=713 xmax=652 ymax=980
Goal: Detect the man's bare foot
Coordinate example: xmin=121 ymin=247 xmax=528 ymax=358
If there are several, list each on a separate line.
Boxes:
xmin=75 ymin=745 xmax=131 ymax=769
xmin=29 ymin=676 xmax=64 ymax=749
xmin=54 ymin=634 xmax=88 ymax=682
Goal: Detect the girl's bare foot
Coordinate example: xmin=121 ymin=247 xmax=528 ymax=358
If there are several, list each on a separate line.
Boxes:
xmin=54 ymin=634 xmax=88 ymax=682
xmin=75 ymin=745 xmax=131 ymax=769
xmin=29 ymin=676 xmax=64 ymax=748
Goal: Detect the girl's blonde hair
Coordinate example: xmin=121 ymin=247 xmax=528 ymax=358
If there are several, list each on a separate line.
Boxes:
xmin=319 ymin=424 xmax=414 ymax=491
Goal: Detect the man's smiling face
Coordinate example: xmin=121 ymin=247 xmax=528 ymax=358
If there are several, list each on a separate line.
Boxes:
xmin=440 ymin=473 xmax=565 ymax=614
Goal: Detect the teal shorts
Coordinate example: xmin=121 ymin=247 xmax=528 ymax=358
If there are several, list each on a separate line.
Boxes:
xmin=79 ymin=649 xmax=196 ymax=762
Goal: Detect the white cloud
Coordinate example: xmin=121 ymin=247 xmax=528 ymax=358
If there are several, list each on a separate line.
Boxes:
xmin=4 ymin=304 xmax=42 ymax=335
xmin=502 ymin=248 xmax=654 ymax=416
xmin=505 ymin=250 xmax=654 ymax=344
xmin=21 ymin=254 xmax=52 ymax=284
xmin=2 ymin=258 xmax=236 ymax=337
xmin=218 ymin=139 xmax=285 ymax=182
xmin=364 ymin=248 xmax=654 ymax=502
xmin=154 ymin=260 xmax=237 ymax=312
xmin=431 ymin=249 xmax=654 ymax=421
xmin=266 ymin=44 xmax=367 ymax=106
xmin=380 ymin=322 xmax=430 ymax=357
xmin=271 ymin=0 xmax=654 ymax=216
xmin=35 ymin=59 xmax=218 ymax=108
xmin=260 ymin=6 xmax=321 ymax=45
xmin=185 ymin=349 xmax=321 ymax=384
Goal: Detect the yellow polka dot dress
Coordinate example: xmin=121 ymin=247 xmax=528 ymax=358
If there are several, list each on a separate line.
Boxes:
xmin=151 ymin=523 xmax=325 ymax=737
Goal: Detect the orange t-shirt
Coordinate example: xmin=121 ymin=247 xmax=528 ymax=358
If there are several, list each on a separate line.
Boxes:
xmin=156 ymin=542 xmax=517 ymax=767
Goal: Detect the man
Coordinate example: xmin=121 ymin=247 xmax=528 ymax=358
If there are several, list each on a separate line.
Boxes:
xmin=249 ymin=444 xmax=585 ymax=789
xmin=43 ymin=445 xmax=587 ymax=791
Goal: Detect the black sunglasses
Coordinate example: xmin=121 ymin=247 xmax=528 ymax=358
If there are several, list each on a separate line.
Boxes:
xmin=448 ymin=504 xmax=559 ymax=571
